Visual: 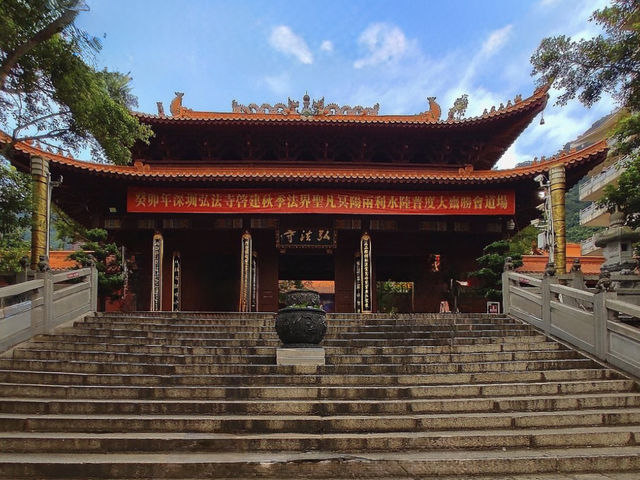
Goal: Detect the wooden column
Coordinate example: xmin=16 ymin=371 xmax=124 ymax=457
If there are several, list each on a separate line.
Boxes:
xmin=258 ymin=234 xmax=278 ymax=312
xmin=30 ymin=156 xmax=49 ymax=270
xmin=333 ymin=247 xmax=353 ymax=313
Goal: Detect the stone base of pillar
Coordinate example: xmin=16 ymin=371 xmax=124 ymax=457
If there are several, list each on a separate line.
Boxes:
xmin=276 ymin=347 xmax=325 ymax=366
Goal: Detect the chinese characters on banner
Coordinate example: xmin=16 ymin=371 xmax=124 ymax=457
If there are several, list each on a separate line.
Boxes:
xmin=277 ymin=228 xmax=336 ymax=248
xmin=127 ymin=188 xmax=515 ymax=215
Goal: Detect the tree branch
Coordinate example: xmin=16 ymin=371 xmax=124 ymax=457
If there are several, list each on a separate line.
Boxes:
xmin=0 ymin=4 xmax=81 ymax=91
xmin=11 ymin=110 xmax=70 ymax=136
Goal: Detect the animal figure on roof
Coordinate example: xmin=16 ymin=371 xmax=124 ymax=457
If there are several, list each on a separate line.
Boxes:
xmin=170 ymin=92 xmax=184 ymax=116
xmin=287 ymin=98 xmax=300 ymax=114
xmin=313 ymin=97 xmax=326 ymax=115
xmin=422 ymin=97 xmax=441 ymax=122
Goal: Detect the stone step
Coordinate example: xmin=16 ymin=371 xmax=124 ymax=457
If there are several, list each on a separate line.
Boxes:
xmin=93 ymin=312 xmax=512 ymax=322
xmin=0 ymin=366 xmax=617 ymax=388
xmin=78 ymin=320 xmax=531 ymax=332
xmin=2 ymin=359 xmax=601 ymax=377
xmin=2 ymin=425 xmax=640 ymax=453
xmin=19 ymin=340 xmax=565 ymax=356
xmin=2 ymin=391 xmax=638 ymax=415
xmin=10 ymin=346 xmax=581 ymax=365
xmin=2 ymin=447 xmax=640 ymax=478
xmin=0 ymin=379 xmax=633 ymax=400
xmin=31 ymin=332 xmax=550 ymax=347
xmin=0 ymin=357 xmax=603 ymax=376
xmin=56 ymin=327 xmax=537 ymax=341
xmin=8 ymin=348 xmax=590 ymax=369
xmin=3 ymin=408 xmax=640 ymax=434
xmin=0 ymin=358 xmax=604 ymax=384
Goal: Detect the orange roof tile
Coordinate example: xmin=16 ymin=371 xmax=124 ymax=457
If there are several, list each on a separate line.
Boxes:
xmin=517 ymin=244 xmax=604 ymax=275
xmin=1 ymin=130 xmax=606 ymax=185
xmin=49 ymin=251 xmax=80 ymax=271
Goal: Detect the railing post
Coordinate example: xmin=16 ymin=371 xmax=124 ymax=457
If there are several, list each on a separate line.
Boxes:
xmin=502 ymin=271 xmax=511 ymax=315
xmin=541 ymin=275 xmax=551 ymax=333
xmin=593 ymin=290 xmax=609 ymax=359
xmin=90 ymin=265 xmax=98 ymax=312
xmin=36 ymin=270 xmax=53 ymax=333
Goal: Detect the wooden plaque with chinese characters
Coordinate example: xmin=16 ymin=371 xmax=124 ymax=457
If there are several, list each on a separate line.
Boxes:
xmin=276 ymin=228 xmax=336 ymax=249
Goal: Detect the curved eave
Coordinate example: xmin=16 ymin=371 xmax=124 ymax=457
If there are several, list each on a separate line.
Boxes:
xmin=135 ymin=87 xmax=549 ymax=128
xmin=4 ymin=132 xmax=607 ymax=186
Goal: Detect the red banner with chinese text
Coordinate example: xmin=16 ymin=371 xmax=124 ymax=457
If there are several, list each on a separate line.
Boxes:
xmin=127 ymin=188 xmax=515 ymax=215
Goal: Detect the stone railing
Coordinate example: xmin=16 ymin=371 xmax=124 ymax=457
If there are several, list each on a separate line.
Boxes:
xmin=502 ymin=270 xmax=640 ymax=377
xmin=579 ymin=202 xmax=609 ymax=226
xmin=578 ymin=158 xmax=626 ymax=201
xmin=0 ymin=267 xmax=97 ymax=352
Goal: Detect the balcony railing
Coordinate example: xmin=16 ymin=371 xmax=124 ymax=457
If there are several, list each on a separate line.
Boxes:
xmin=579 ymin=158 xmax=627 ymax=201
xmin=579 ymin=202 xmax=609 ymax=227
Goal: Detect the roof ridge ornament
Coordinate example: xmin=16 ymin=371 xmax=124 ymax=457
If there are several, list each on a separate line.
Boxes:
xmin=447 ymin=94 xmax=469 ymax=121
xmin=420 ymin=97 xmax=441 ymax=122
xmin=231 ymin=95 xmax=380 ymax=117
xmin=170 ymin=92 xmax=193 ymax=117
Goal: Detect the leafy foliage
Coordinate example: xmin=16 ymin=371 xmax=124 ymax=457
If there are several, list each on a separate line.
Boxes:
xmin=469 ymin=228 xmax=538 ymax=302
xmin=0 ymin=161 xmax=31 ymax=272
xmin=531 ymin=0 xmax=640 ymax=224
xmin=69 ymin=228 xmax=123 ymax=302
xmin=0 ymin=0 xmax=152 ymax=164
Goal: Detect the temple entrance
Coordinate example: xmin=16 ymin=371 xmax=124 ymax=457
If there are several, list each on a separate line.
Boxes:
xmin=278 ymin=252 xmax=335 ymax=311
xmin=377 ymin=281 xmax=414 ymax=314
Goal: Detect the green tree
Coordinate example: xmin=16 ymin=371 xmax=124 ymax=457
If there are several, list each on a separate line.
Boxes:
xmin=0 ymin=161 xmax=31 ymax=272
xmin=531 ymin=0 xmax=640 ymax=227
xmin=0 ymin=0 xmax=152 ymax=165
xmin=470 ymin=241 xmax=523 ymax=302
xmin=69 ymin=228 xmax=124 ymax=307
xmin=469 ymin=227 xmax=537 ymax=302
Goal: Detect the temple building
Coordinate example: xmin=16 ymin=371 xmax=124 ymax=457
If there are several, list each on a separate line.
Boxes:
xmin=2 ymin=87 xmax=608 ymax=313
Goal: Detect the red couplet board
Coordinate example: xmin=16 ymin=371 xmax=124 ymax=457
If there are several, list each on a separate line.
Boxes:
xmin=127 ymin=187 xmax=515 ymax=216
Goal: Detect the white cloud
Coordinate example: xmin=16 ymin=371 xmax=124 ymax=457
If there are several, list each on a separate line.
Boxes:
xmin=269 ymin=26 xmax=313 ymax=64
xmin=481 ymin=25 xmax=513 ymax=56
xmin=538 ymin=0 xmax=560 ymax=7
xmin=320 ymin=40 xmax=333 ymax=52
xmin=496 ymin=144 xmax=532 ymax=170
xmin=353 ymin=23 xmax=408 ymax=69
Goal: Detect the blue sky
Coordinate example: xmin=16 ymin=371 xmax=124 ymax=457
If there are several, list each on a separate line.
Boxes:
xmin=76 ymin=0 xmax=614 ymax=169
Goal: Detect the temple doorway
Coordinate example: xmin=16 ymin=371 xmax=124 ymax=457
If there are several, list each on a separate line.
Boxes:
xmin=278 ymin=252 xmax=335 ymax=312
xmin=377 ymin=281 xmax=414 ymax=314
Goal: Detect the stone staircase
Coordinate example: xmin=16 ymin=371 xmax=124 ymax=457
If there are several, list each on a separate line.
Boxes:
xmin=1 ymin=312 xmax=640 ymax=479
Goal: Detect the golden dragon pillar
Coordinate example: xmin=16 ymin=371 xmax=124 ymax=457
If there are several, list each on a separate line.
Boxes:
xmin=550 ymin=165 xmax=567 ymax=274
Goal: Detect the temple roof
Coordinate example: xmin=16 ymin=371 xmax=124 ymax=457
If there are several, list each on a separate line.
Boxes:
xmin=139 ymin=87 xmax=549 ymax=127
xmin=3 ymin=130 xmax=607 ymax=186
